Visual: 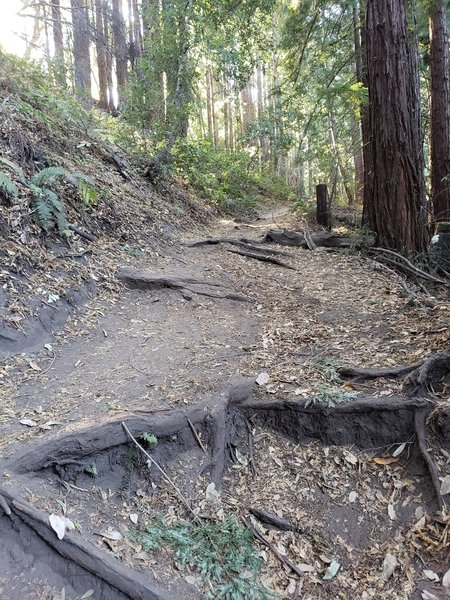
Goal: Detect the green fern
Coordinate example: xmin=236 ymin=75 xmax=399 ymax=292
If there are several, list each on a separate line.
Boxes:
xmin=0 ymin=157 xmax=25 ymax=178
xmin=31 ymin=187 xmax=68 ymax=233
xmin=0 ymin=172 xmax=18 ymax=198
xmin=31 ymin=166 xmax=72 ymax=188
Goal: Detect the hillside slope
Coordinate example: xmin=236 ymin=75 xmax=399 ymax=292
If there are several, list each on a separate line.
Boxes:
xmin=0 ymin=51 xmax=214 ymax=356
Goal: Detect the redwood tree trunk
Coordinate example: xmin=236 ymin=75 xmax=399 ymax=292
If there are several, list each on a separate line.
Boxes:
xmin=95 ymin=0 xmax=109 ymax=110
xmin=51 ymin=0 xmax=66 ymax=86
xmin=112 ymin=0 xmax=129 ymax=100
xmin=429 ymin=0 xmax=450 ymax=224
xmin=70 ymin=0 xmax=92 ymax=107
xmin=364 ymin=0 xmax=427 ymax=254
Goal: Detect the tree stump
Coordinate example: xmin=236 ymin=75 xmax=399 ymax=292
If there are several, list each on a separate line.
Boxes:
xmin=316 ymin=183 xmax=331 ymax=229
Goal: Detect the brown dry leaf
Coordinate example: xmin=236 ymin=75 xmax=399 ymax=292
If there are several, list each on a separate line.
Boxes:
xmin=373 ymin=457 xmax=400 ymax=465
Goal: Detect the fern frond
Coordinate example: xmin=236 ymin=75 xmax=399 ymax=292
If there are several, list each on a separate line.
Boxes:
xmin=0 ymin=157 xmax=25 ymax=180
xmin=78 ymin=181 xmax=99 ymax=207
xmin=31 ymin=188 xmax=53 ymax=231
xmin=71 ymin=172 xmax=96 ymax=187
xmin=0 ymin=172 xmax=18 ymax=198
xmin=42 ymin=188 xmax=68 ymax=233
xmin=31 ymin=166 xmax=69 ymax=187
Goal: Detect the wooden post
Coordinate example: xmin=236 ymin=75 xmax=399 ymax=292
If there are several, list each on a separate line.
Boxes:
xmin=316 ymin=184 xmax=331 ymax=229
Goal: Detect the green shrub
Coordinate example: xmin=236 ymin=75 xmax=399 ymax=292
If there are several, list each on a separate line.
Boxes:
xmin=135 ymin=515 xmax=277 ymax=600
xmin=171 ymin=140 xmax=293 ymax=215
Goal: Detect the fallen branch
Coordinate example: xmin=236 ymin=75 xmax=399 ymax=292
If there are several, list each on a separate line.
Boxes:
xmin=68 ymin=224 xmax=97 ymax=242
xmin=226 ymin=248 xmax=297 ymax=270
xmin=249 ymin=508 xmax=297 ymax=533
xmin=121 ymin=421 xmax=200 ymax=521
xmin=187 ymin=418 xmax=207 ymax=454
xmin=242 ymin=516 xmax=304 ymax=578
xmin=262 ymin=229 xmax=352 ymax=249
xmin=414 ymin=410 xmax=447 ymax=512
xmin=371 ymin=248 xmax=446 ymax=284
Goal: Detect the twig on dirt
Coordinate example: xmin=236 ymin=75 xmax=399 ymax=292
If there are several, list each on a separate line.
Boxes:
xmin=293 ymin=579 xmax=304 ymax=599
xmin=226 ymin=248 xmax=297 ymax=270
xmin=414 ymin=410 xmax=446 ymax=512
xmin=371 ymin=247 xmax=446 ymax=284
xmin=187 ymin=418 xmax=207 ymax=454
xmin=128 ymin=354 xmax=152 ymax=377
xmin=249 ymin=508 xmax=297 ymax=532
xmin=245 ymin=417 xmax=257 ymax=477
xmin=41 ymin=352 xmax=56 ymax=375
xmin=242 ymin=516 xmax=304 ymax=578
xmin=121 ymin=421 xmax=201 ymax=521
xmin=68 ymin=224 xmax=97 ymax=242
xmin=0 ymin=493 xmax=11 ymax=516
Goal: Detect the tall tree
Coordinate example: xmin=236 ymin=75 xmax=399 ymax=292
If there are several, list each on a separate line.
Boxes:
xmin=429 ymin=0 xmax=450 ymax=223
xmin=51 ymin=0 xmax=66 ymax=87
xmin=95 ymin=0 xmax=109 ymax=110
xmin=112 ymin=0 xmax=129 ymax=99
xmin=364 ymin=0 xmax=427 ymax=254
xmin=70 ymin=0 xmax=92 ymax=107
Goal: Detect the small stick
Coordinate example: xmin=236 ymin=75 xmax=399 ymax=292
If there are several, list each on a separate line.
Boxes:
xmin=187 ymin=418 xmax=207 ymax=454
xmin=128 ymin=355 xmax=151 ymax=377
xmin=244 ymin=417 xmax=257 ymax=477
xmin=121 ymin=422 xmax=201 ymax=521
xmin=0 ymin=493 xmax=11 ymax=516
xmin=41 ymin=352 xmax=56 ymax=375
xmin=293 ymin=578 xmax=304 ymax=599
xmin=242 ymin=516 xmax=304 ymax=578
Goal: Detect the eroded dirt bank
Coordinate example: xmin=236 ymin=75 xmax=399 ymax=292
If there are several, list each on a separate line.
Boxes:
xmin=0 ymin=210 xmax=449 ymax=600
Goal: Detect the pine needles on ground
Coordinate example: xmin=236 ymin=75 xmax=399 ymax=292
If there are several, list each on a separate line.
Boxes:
xmin=136 ymin=516 xmax=277 ymax=599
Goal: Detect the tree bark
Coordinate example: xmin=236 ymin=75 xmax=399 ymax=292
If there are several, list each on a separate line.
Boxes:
xmin=95 ymin=0 xmax=109 ymax=110
xmin=206 ymin=69 xmax=214 ymax=143
xmin=70 ymin=0 xmax=92 ymax=107
xmin=429 ymin=0 xmax=450 ymax=224
xmin=316 ymin=184 xmax=331 ymax=229
xmin=51 ymin=0 xmax=66 ymax=86
xmin=112 ymin=0 xmax=129 ymax=101
xmin=352 ymin=3 xmax=365 ymax=206
xmin=364 ymin=0 xmax=427 ymax=254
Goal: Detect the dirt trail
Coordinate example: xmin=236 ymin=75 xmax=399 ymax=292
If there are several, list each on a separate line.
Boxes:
xmin=0 ymin=207 xmax=449 ymax=600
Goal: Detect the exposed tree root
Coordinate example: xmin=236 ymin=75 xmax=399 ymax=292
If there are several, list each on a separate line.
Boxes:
xmin=404 ymin=347 xmax=450 ymax=394
xmin=414 ymin=409 xmax=447 ymax=512
xmin=117 ymin=269 xmax=252 ymax=302
xmin=1 ymin=379 xmax=448 ymax=600
xmin=338 ymin=363 xmax=422 ymax=382
xmin=0 ymin=487 xmax=175 ymax=600
xmin=186 ymin=230 xmax=353 ymax=251
xmin=339 ymin=347 xmax=450 ymax=395
xmin=186 ymin=237 xmax=293 ymax=256
xmin=226 ymin=247 xmax=297 ymax=270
